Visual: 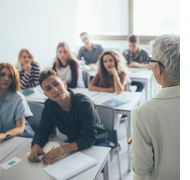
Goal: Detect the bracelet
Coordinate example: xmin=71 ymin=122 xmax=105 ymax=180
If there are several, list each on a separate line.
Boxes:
xmin=59 ymin=147 xmax=64 ymax=155
xmin=115 ymin=77 xmax=120 ymax=81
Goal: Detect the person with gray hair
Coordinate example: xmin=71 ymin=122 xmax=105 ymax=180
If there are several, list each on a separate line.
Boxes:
xmin=128 ymin=34 xmax=180 ymax=180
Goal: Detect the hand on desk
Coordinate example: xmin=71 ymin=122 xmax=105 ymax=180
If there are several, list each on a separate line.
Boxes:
xmin=0 ymin=133 xmax=7 ymax=140
xmin=27 ymin=144 xmax=45 ymax=162
xmin=107 ymin=87 xmax=115 ymax=93
xmin=41 ymin=147 xmax=63 ymax=165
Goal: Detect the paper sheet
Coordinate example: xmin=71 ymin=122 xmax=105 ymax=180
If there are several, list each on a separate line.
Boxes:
xmin=0 ymin=157 xmax=22 ymax=170
xmin=43 ymin=152 xmax=97 ymax=180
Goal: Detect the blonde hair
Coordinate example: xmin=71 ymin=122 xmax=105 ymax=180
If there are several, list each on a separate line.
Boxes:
xmin=15 ymin=49 xmax=34 ymax=72
xmin=55 ymin=42 xmax=79 ymax=70
xmin=98 ymin=50 xmax=131 ymax=85
xmin=0 ymin=62 xmax=20 ymax=92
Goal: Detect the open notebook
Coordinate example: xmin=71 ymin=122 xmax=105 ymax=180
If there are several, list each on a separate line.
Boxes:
xmin=27 ymin=141 xmax=70 ymax=161
xmin=103 ymin=96 xmax=130 ymax=108
xmin=43 ymin=152 xmax=97 ymax=180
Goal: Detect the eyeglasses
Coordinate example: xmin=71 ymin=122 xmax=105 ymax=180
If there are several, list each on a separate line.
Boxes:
xmin=147 ymin=57 xmax=165 ymax=69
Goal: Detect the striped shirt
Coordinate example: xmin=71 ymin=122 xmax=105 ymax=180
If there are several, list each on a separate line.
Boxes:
xmin=122 ymin=48 xmax=149 ymax=64
xmin=19 ymin=62 xmax=40 ymax=89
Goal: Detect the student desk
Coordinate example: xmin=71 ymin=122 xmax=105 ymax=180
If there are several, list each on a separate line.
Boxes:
xmin=82 ymin=67 xmax=154 ymax=100
xmin=0 ymin=137 xmax=27 ymax=162
xmin=0 ymin=138 xmax=111 ymax=180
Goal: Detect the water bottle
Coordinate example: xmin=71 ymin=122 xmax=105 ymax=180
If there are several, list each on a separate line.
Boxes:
xmin=80 ymin=57 xmax=85 ymax=65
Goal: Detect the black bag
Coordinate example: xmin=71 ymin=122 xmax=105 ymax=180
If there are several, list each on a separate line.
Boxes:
xmin=95 ymin=125 xmax=108 ymax=144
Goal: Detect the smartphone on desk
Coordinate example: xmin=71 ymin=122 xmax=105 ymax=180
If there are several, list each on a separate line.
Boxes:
xmin=22 ymin=89 xmax=34 ymax=96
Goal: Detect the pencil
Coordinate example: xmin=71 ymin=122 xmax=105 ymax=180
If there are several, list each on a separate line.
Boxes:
xmin=42 ymin=146 xmax=55 ymax=161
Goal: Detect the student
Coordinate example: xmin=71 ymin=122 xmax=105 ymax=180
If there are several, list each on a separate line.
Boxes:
xmin=52 ymin=42 xmax=85 ymax=88
xmin=129 ymin=34 xmax=180 ymax=180
xmin=0 ymin=63 xmax=34 ymax=140
xmin=15 ymin=49 xmax=40 ymax=90
xmin=28 ymin=70 xmax=107 ymax=165
xmin=77 ymin=32 xmax=103 ymax=66
xmin=122 ymin=34 xmax=150 ymax=92
xmin=88 ymin=50 xmax=131 ymax=95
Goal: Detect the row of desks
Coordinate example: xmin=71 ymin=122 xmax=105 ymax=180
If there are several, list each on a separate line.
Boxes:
xmin=0 ymin=137 xmax=111 ymax=180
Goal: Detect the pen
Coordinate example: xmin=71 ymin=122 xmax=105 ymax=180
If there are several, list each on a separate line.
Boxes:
xmin=42 ymin=146 xmax=55 ymax=161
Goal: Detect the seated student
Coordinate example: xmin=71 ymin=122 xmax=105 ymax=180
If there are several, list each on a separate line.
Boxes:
xmin=52 ymin=42 xmax=85 ymax=88
xmin=77 ymin=32 xmax=104 ymax=66
xmin=28 ymin=70 xmax=107 ymax=165
xmin=88 ymin=50 xmax=131 ymax=95
xmin=122 ymin=34 xmax=150 ymax=92
xmin=0 ymin=63 xmax=34 ymax=140
xmin=15 ymin=49 xmax=40 ymax=90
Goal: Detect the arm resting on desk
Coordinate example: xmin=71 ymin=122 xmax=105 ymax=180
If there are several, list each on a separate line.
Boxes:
xmin=0 ymin=118 xmax=25 ymax=140
xmin=42 ymin=142 xmax=78 ymax=165
xmin=89 ymin=83 xmax=115 ymax=93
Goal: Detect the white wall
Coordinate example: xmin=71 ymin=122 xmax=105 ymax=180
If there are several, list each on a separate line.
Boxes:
xmin=0 ymin=0 xmax=151 ymax=70
xmin=0 ymin=0 xmax=78 ymax=70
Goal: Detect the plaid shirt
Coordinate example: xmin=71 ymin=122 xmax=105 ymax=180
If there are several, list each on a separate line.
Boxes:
xmin=122 ymin=48 xmax=149 ymax=64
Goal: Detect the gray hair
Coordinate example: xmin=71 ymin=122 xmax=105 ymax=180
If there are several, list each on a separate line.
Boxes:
xmin=150 ymin=34 xmax=180 ymax=80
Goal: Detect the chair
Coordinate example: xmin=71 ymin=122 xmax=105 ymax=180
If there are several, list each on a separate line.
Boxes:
xmin=27 ymin=102 xmax=44 ymax=132
xmin=96 ymin=105 xmax=122 ymax=180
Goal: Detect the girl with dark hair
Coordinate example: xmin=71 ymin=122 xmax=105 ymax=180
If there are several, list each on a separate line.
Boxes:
xmin=89 ymin=50 xmax=131 ymax=94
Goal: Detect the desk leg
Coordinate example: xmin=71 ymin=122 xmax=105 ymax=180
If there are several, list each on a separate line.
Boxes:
xmin=125 ymin=112 xmax=132 ymax=172
xmin=144 ymin=80 xmax=148 ymax=101
xmin=103 ymin=154 xmax=110 ymax=180
xmin=87 ymin=73 xmax=90 ymax=88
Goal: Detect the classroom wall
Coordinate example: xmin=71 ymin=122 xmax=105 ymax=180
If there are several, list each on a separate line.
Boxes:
xmin=0 ymin=0 xmax=150 ymax=70
xmin=0 ymin=0 xmax=78 ymax=70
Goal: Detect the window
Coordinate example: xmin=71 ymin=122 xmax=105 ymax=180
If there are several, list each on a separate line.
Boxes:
xmin=75 ymin=0 xmax=129 ymax=36
xmin=133 ymin=0 xmax=180 ymax=36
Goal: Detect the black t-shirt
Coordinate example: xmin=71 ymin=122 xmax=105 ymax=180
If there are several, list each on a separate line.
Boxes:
xmin=31 ymin=89 xmax=101 ymax=150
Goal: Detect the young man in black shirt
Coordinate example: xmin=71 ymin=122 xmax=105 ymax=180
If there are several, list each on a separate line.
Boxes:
xmin=28 ymin=70 xmax=106 ymax=165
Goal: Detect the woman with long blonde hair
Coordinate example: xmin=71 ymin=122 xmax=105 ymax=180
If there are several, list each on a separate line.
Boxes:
xmin=15 ymin=49 xmax=40 ymax=89
xmin=89 ymin=50 xmax=131 ymax=94
xmin=52 ymin=42 xmax=85 ymax=88
xmin=0 ymin=63 xmax=34 ymax=140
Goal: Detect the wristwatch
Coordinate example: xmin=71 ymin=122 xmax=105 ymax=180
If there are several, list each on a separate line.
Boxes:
xmin=115 ymin=77 xmax=120 ymax=81
xmin=127 ymin=135 xmax=133 ymax=145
